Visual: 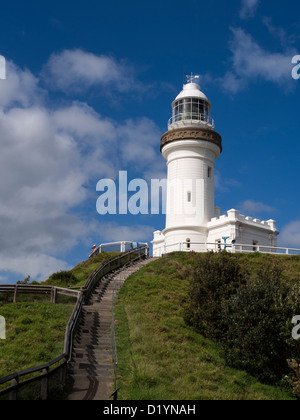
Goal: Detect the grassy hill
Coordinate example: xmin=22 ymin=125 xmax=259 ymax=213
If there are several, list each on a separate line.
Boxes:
xmin=44 ymin=251 xmax=121 ymax=288
xmin=0 ymin=302 xmax=73 ymax=380
xmin=114 ymin=252 xmax=300 ymax=400
xmin=0 ymin=251 xmax=120 ymax=380
xmin=1 ymin=250 xmax=299 ymax=400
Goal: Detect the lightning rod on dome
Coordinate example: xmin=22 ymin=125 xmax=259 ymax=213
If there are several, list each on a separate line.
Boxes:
xmin=186 ymin=72 xmax=200 ymax=84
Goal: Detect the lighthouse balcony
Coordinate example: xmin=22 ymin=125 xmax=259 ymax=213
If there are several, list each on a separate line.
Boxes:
xmin=168 ymin=113 xmax=215 ymax=130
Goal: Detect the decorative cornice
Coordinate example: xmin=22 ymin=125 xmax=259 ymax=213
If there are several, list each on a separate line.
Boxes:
xmin=160 ymin=127 xmax=222 ymax=153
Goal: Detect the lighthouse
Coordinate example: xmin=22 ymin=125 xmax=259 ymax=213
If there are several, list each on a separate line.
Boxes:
xmin=152 ymin=75 xmax=279 ymax=256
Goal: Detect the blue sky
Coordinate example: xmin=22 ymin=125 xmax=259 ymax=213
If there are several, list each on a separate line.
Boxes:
xmin=0 ymin=0 xmax=300 ymax=283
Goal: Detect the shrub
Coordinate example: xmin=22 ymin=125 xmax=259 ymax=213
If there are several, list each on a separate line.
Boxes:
xmin=46 ymin=271 xmax=78 ymax=287
xmin=184 ymin=251 xmax=248 ymax=340
xmin=184 ymin=253 xmax=300 ymax=388
xmin=221 ymin=281 xmax=284 ymax=383
xmin=220 ymin=261 xmax=300 ymax=385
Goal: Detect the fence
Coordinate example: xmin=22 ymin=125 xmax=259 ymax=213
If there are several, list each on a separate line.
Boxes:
xmin=153 ymin=241 xmax=300 ymax=257
xmin=89 ymin=241 xmax=148 ymax=258
xmin=0 ymin=245 xmax=149 ymax=400
xmin=0 ymin=284 xmax=80 ymax=304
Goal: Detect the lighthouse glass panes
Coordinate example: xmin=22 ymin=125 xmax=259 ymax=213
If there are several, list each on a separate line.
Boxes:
xmin=173 ymin=98 xmax=210 ymax=124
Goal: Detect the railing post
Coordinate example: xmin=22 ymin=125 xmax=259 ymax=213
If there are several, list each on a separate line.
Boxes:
xmin=41 ymin=368 xmax=49 ymax=400
xmin=9 ymin=377 xmax=18 ymax=400
xmin=13 ymin=285 xmax=18 ymax=303
xmin=60 ymin=357 xmax=67 ymax=385
xmin=51 ymin=287 xmax=57 ymax=304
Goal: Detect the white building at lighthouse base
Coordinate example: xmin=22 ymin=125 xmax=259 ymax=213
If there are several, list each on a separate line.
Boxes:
xmin=152 ymin=208 xmax=279 ymax=257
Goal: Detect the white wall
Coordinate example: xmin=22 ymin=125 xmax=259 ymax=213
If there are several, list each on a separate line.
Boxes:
xmin=207 ymin=209 xmax=278 ymax=253
xmin=162 ymin=140 xmax=220 ymax=230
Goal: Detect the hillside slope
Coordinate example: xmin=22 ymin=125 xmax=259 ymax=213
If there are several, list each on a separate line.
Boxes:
xmin=114 ymin=252 xmax=299 ymax=400
xmin=0 ymin=252 xmax=121 ymax=381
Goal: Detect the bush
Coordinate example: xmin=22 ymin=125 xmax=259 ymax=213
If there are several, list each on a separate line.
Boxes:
xmin=46 ymin=271 xmax=78 ymax=287
xmin=184 ymin=251 xmax=248 ymax=340
xmin=184 ymin=253 xmax=300 ymax=388
xmin=221 ymin=278 xmax=291 ymax=384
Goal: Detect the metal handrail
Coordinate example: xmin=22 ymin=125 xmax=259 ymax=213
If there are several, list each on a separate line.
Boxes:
xmin=110 ymin=250 xmax=148 ymax=400
xmin=168 ymin=112 xmax=215 ymax=128
xmin=153 ymin=241 xmax=300 ymax=257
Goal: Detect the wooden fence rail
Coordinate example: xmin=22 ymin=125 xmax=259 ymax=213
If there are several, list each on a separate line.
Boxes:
xmin=0 ymin=245 xmax=149 ymax=400
xmin=0 ymin=284 xmax=81 ymax=303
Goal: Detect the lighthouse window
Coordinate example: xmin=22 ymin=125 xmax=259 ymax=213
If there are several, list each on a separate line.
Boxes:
xmin=186 ymin=239 xmax=191 ymax=249
xmin=173 ymin=98 xmax=210 ymax=123
xmin=208 ymin=167 xmax=212 ymax=178
xmin=187 ymin=191 xmax=192 ymax=202
xmin=183 ymin=101 xmax=191 ymax=118
xmin=192 ymin=100 xmax=200 ymax=119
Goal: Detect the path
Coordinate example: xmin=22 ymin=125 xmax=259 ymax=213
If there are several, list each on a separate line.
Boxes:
xmin=66 ymin=257 xmax=154 ymax=400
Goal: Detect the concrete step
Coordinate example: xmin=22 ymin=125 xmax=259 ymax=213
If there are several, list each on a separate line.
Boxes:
xmin=70 ymin=366 xmax=114 ymax=377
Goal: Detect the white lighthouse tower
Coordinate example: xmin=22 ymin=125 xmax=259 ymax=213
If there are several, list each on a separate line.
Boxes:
xmin=153 ymin=75 xmax=222 ymax=254
xmin=152 ymin=75 xmax=279 ymax=256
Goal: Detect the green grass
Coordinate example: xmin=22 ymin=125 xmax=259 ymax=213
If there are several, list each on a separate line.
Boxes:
xmin=0 ymin=251 xmax=126 ymax=382
xmin=44 ymin=251 xmax=121 ymax=287
xmin=0 ymin=252 xmax=121 ymax=380
xmin=114 ymin=253 xmax=297 ymax=400
xmin=236 ymin=252 xmax=300 ymax=282
xmin=0 ymin=302 xmax=74 ymax=378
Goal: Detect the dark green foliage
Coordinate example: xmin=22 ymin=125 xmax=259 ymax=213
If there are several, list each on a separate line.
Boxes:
xmin=184 ymin=251 xmax=248 ymax=340
xmin=221 ymin=276 xmax=298 ymax=384
xmin=184 ymin=252 xmax=300 ymax=388
xmin=17 ymin=275 xmax=31 ymax=285
xmin=16 ymin=275 xmax=39 ymax=285
xmin=46 ymin=271 xmax=78 ymax=287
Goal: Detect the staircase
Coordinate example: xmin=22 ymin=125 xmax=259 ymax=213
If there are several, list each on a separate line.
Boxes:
xmin=66 ymin=257 xmax=154 ymax=400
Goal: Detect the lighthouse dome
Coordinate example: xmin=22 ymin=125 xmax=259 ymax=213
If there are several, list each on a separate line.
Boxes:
xmin=174 ymin=82 xmax=209 ymax=102
xmin=168 ymin=75 xmax=214 ymax=131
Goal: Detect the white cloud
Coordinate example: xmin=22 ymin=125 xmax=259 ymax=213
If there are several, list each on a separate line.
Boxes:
xmin=0 ymin=254 xmax=72 ymax=282
xmin=117 ymin=118 xmax=161 ymax=169
xmin=0 ymin=57 xmax=162 ymax=281
xmin=237 ymin=199 xmax=276 ymax=214
xmin=239 ymin=0 xmax=260 ymax=19
xmin=262 ymin=17 xmax=289 ymax=47
xmin=42 ymin=49 xmax=142 ymax=94
xmin=53 ymin=103 xmax=116 ymax=141
xmin=0 ymin=60 xmax=44 ymax=108
xmin=99 ymin=222 xmax=156 ymax=244
xmin=279 ymin=221 xmax=300 ymax=248
xmin=0 ymin=104 xmax=91 ymax=279
xmin=215 ymin=170 xmax=241 ymax=192
xmin=221 ymin=27 xmax=295 ymax=93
